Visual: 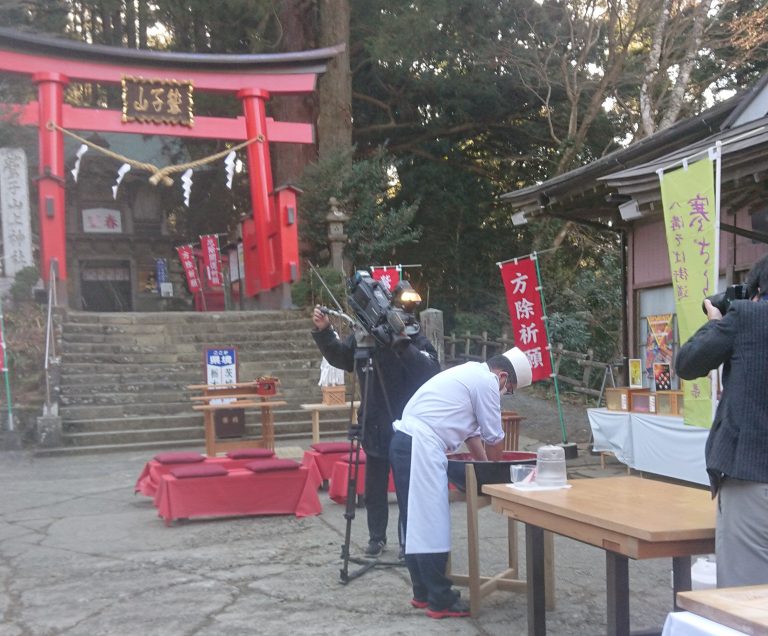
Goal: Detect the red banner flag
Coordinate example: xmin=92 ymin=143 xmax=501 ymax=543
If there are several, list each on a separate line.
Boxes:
xmin=500 ymin=258 xmax=552 ymax=384
xmin=200 ymin=234 xmax=223 ymax=287
xmin=176 ymin=245 xmax=201 ymax=293
xmin=370 ymin=266 xmax=400 ymax=292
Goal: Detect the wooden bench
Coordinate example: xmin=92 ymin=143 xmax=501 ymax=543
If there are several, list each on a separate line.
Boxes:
xmin=299 ymin=401 xmax=360 ymax=444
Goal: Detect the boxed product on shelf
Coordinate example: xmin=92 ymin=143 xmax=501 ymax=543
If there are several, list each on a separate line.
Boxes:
xmin=605 ymin=387 xmax=650 ymax=412
xmin=656 ymin=390 xmax=684 ymax=416
xmin=630 ymin=390 xmax=656 ymax=414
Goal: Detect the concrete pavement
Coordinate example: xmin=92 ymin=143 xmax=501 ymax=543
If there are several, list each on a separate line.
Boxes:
xmin=0 ymin=437 xmax=690 ymax=635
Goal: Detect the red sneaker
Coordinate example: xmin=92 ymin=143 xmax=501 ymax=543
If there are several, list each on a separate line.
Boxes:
xmin=410 ymin=599 xmax=429 ymax=609
xmin=426 ymin=600 xmax=470 ymax=619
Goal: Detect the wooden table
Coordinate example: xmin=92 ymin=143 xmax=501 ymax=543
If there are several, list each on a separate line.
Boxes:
xmin=483 ymin=476 xmax=716 ymax=636
xmin=299 ymin=401 xmax=360 ymax=444
xmin=188 ymin=382 xmax=286 ymax=456
xmin=676 ymin=585 xmax=768 ymax=635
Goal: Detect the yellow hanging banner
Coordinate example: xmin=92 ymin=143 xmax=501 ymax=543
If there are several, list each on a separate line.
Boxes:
xmin=660 ymin=158 xmax=718 ymax=428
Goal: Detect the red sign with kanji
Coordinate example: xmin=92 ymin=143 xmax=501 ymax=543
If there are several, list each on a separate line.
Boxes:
xmin=500 ymin=257 xmax=552 ymax=384
xmin=370 ymin=266 xmax=400 ymax=292
xmin=176 ymin=244 xmax=201 ymax=293
xmin=200 ymin=234 xmax=223 ymax=287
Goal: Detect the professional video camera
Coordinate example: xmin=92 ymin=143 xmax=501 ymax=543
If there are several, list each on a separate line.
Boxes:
xmin=702 ymin=283 xmax=751 ymax=315
xmin=346 ymin=271 xmax=422 ymax=345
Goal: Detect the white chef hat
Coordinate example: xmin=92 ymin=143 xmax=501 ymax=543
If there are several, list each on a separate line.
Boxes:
xmin=502 ymin=347 xmax=533 ymax=389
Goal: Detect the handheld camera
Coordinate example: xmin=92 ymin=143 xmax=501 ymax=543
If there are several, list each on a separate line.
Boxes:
xmin=702 ymin=283 xmax=751 ymax=315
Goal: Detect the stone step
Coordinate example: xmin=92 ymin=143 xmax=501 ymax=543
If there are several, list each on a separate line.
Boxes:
xmin=59 ymin=342 xmax=317 ymax=358
xmin=34 ymin=425 xmax=349 ymax=457
xmin=58 ymin=351 xmax=322 ymax=366
xmin=60 ymin=330 xmax=316 ymax=347
xmin=61 ymin=409 xmax=350 ymax=434
xmin=64 ymin=413 xmax=201 ymax=433
xmin=58 ymin=375 xmax=330 ymax=394
xmin=63 ymin=309 xmax=306 ymax=325
xmin=58 ymin=417 xmax=349 ymax=448
xmin=62 ymin=366 xmax=318 ymax=382
xmin=61 ymin=315 xmax=312 ymax=333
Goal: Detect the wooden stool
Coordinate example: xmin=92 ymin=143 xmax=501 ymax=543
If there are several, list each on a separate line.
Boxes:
xmin=501 ymin=411 xmax=525 ymax=451
xmin=447 ymin=464 xmax=555 ymax=617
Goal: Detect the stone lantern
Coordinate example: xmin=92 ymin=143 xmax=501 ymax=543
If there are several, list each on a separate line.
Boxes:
xmin=325 ymin=197 xmax=349 ymax=272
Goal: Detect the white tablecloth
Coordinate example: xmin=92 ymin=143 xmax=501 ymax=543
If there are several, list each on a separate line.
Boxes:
xmin=587 ymin=409 xmax=633 ymax=465
xmin=662 ymin=611 xmax=748 ymax=636
xmin=588 ymin=409 xmax=709 ymax=486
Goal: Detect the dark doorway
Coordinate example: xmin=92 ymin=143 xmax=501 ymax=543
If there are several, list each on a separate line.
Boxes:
xmin=80 ymin=260 xmax=132 ymax=311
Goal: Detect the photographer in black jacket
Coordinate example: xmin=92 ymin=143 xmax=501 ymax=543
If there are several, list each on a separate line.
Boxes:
xmin=311 ymin=298 xmax=439 ymax=559
xmin=675 ymin=253 xmax=768 ymax=587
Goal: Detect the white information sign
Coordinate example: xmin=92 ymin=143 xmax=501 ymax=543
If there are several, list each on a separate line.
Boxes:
xmin=82 ymin=208 xmax=123 ymax=233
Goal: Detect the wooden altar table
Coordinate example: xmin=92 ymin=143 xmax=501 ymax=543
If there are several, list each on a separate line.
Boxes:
xmin=187 ymin=381 xmax=286 ymax=456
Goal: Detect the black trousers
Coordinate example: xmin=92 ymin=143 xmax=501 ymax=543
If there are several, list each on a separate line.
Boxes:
xmin=389 ymin=430 xmax=458 ymax=610
xmin=364 ymin=452 xmax=393 ymax=544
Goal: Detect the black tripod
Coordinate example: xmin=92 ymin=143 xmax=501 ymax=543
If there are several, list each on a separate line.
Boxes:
xmin=339 ymin=335 xmax=404 ymax=584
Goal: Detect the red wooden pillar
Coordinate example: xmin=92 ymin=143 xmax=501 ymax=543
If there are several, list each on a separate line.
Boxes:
xmin=237 ymin=88 xmax=280 ymax=296
xmin=33 ymin=72 xmax=69 ymax=292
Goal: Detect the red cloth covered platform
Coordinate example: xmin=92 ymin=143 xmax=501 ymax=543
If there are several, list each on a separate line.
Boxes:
xmin=153 ymin=464 xmax=322 ymax=525
xmin=301 ymin=441 xmax=363 ymax=484
xmin=327 ymin=456 xmax=395 ymax=504
xmin=134 ymin=449 xmax=278 ymax=498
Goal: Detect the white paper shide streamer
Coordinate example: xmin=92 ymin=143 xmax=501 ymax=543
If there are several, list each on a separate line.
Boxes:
xmin=318 ymin=357 xmax=345 ymax=387
xmin=224 ymin=150 xmax=236 ymax=189
xmin=112 ymin=163 xmax=131 ymax=199
xmin=181 ymin=169 xmax=193 ymax=207
xmin=71 ymin=144 xmax=88 ymax=182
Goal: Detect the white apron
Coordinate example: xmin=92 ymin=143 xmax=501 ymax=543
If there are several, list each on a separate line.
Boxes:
xmin=405 ymin=424 xmax=451 ymax=554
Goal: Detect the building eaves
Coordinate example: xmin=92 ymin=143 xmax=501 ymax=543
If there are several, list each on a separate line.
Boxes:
xmin=600 ymin=115 xmax=768 ymax=186
xmin=500 ymin=95 xmax=741 ymax=214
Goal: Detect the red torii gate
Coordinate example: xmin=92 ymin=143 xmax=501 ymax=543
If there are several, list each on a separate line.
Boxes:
xmin=0 ymin=27 xmax=341 ymax=305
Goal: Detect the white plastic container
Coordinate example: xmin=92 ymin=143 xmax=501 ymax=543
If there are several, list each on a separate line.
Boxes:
xmin=510 ymin=464 xmax=535 ymax=483
xmin=535 ymin=445 xmax=567 ymax=487
xmin=691 ymin=555 xmax=717 ymax=590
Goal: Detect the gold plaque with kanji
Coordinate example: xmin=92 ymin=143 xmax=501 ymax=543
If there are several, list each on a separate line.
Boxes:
xmin=122 ymin=76 xmax=194 ymax=127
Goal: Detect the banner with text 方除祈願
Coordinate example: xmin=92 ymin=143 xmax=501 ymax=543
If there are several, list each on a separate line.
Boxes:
xmin=500 ymin=257 xmax=552 ymax=384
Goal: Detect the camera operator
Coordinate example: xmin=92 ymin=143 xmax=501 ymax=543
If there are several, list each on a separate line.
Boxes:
xmin=675 ymin=253 xmax=768 ymax=587
xmin=389 ymin=348 xmax=532 ymax=618
xmin=311 ymin=296 xmax=439 ymax=560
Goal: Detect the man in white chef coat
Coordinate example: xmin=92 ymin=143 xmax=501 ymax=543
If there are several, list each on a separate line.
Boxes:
xmin=389 ymin=348 xmax=533 ymax=618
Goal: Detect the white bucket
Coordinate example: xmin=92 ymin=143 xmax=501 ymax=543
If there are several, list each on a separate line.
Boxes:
xmin=691 ymin=555 xmax=717 ymax=590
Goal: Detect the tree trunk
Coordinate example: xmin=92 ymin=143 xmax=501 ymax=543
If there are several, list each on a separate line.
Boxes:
xmin=271 ymin=0 xmax=321 ymax=188
xmin=316 ymin=0 xmax=352 ymax=159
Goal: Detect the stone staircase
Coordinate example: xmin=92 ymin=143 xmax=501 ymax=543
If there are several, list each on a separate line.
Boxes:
xmin=47 ymin=309 xmax=353 ymax=455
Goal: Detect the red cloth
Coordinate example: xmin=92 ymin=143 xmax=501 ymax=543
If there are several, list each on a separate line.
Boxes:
xmin=245 ymin=458 xmax=300 ymax=472
xmin=154 ymin=452 xmax=205 ymax=464
xmin=170 ymin=464 xmax=228 ymax=479
xmin=302 ymin=448 xmax=365 ymax=482
xmin=154 ymin=466 xmax=322 ymax=525
xmin=135 ymin=456 xmax=273 ymax=497
xmin=310 ymin=441 xmax=354 ymax=453
xmin=328 ymin=459 xmax=395 ymax=504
